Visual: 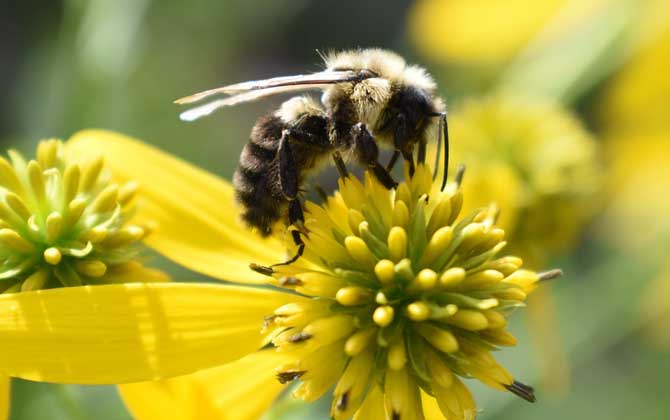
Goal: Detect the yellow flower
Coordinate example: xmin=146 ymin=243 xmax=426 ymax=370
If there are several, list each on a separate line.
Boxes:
xmin=599 ymin=32 xmax=670 ymax=133
xmin=409 ymin=0 xmax=666 ymax=66
xmin=0 ymin=139 xmax=168 ymax=418
xmin=0 ymin=130 xmax=559 ymax=419
xmin=445 ymin=95 xmax=602 ymax=264
xmin=596 ymin=26 xmax=670 ymax=254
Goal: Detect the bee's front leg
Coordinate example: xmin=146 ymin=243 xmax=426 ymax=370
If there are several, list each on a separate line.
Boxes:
xmin=351 ymin=123 xmax=398 ymax=189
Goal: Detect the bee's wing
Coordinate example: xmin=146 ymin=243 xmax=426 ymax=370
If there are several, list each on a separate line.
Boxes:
xmin=175 ymin=70 xmax=368 ymax=105
xmin=179 ymin=84 xmax=326 ymax=122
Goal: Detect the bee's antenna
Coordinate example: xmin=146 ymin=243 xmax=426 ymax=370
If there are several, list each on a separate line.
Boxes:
xmin=441 ymin=113 xmax=450 ymax=191
xmin=429 ymin=112 xmax=450 ymax=191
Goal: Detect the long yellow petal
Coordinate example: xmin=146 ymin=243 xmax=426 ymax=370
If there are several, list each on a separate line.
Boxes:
xmin=119 ymin=350 xmax=291 ymax=420
xmin=66 ymin=130 xmax=285 ymax=284
xmin=0 ymin=283 xmax=297 ymax=383
xmin=0 ymin=376 xmax=8 ymax=420
xmin=192 ymin=350 xmax=290 ymax=419
xmin=353 ymin=385 xmax=386 ymax=420
xmin=421 ymin=391 xmax=444 ymax=420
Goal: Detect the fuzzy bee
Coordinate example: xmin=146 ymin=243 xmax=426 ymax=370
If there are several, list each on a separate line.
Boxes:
xmin=175 ymin=49 xmax=449 ymax=273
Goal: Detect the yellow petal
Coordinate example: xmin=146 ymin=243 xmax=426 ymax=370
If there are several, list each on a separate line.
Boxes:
xmin=119 ymin=350 xmax=291 ymax=420
xmin=66 ymin=130 xmax=285 ymax=284
xmin=117 ymin=381 xmax=194 ymax=420
xmin=353 ymin=385 xmax=386 ymax=420
xmin=192 ymin=350 xmax=290 ymax=419
xmin=0 ymin=376 xmax=8 ymax=420
xmin=420 ymin=391 xmax=445 ymax=420
xmin=99 ymin=261 xmax=170 ymax=284
xmin=0 ymin=283 xmax=298 ymax=383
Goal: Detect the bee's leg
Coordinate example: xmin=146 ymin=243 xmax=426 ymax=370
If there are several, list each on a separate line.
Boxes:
xmin=250 ymin=130 xmax=306 ymax=275
xmin=386 ymin=150 xmax=400 ymax=171
xmin=390 ymin=114 xmax=417 ymax=177
xmin=352 ymin=122 xmax=398 ymax=189
xmin=332 ymin=151 xmax=349 ymax=179
xmin=417 ymin=140 xmax=427 ymax=166
xmin=269 ymin=200 xmax=306 ymax=268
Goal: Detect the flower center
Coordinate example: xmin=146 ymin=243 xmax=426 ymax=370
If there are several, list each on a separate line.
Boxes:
xmin=264 ymin=166 xmax=559 ymax=418
xmin=0 ymin=139 xmax=151 ymax=292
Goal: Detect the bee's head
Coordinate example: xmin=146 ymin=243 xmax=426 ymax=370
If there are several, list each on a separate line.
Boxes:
xmin=322 ymin=49 xmax=441 ymax=131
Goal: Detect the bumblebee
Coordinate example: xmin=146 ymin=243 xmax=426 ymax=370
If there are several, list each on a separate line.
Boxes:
xmin=176 ymin=49 xmax=449 ymax=273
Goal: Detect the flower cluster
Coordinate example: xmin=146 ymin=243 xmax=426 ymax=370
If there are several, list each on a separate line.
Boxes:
xmin=0 ymin=139 xmax=163 ymax=293
xmin=262 ymin=165 xmax=559 ymax=418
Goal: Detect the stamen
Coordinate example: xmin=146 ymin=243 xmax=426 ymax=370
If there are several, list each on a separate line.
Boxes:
xmin=538 ymin=269 xmax=563 ymax=281
xmin=288 ymin=332 xmax=313 ymax=343
xmin=505 ymin=380 xmax=536 ymax=403
xmin=276 ymin=370 xmax=306 ymax=384
xmin=335 ymin=391 xmax=348 ymax=411
xmin=249 ymin=263 xmax=274 ymax=276
xmin=279 ymin=276 xmax=303 ymax=287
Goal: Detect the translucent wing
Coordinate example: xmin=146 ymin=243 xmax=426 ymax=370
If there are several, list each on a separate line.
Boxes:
xmin=175 ymin=70 xmax=370 ymax=105
xmin=179 ymin=85 xmax=326 ymax=122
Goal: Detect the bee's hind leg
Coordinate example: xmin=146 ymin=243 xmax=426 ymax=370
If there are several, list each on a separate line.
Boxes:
xmin=270 ymin=200 xmax=306 ymax=269
xmin=250 ymin=130 xmax=307 ymax=275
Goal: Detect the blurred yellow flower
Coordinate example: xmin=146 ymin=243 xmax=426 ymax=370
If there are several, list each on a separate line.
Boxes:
xmin=599 ymin=32 xmax=670 ymax=133
xmin=0 ymin=139 xmax=168 ymax=418
xmin=0 ymin=131 xmax=561 ymax=419
xmin=409 ymin=0 xmax=665 ymax=66
xmin=597 ymin=24 xmax=670 ymax=255
xmin=639 ymin=267 xmax=670 ymax=350
xmin=447 ymin=96 xmax=602 ymax=264
xmin=599 ymin=134 xmax=670 ymax=253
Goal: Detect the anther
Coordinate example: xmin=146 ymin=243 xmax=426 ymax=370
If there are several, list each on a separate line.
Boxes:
xmin=336 ymin=392 xmax=349 ymax=411
xmin=249 ymin=263 xmax=274 ymax=276
xmin=505 ymin=380 xmax=536 ymax=403
xmin=288 ymin=332 xmax=313 ymax=343
xmin=279 ymin=276 xmax=303 ymax=287
xmin=454 ymin=164 xmax=465 ymax=187
xmin=276 ymin=370 xmax=306 ymax=384
xmin=538 ymin=269 xmax=563 ymax=281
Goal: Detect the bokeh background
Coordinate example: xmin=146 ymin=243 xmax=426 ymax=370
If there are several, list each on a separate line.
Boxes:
xmin=1 ymin=0 xmax=669 ymax=419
